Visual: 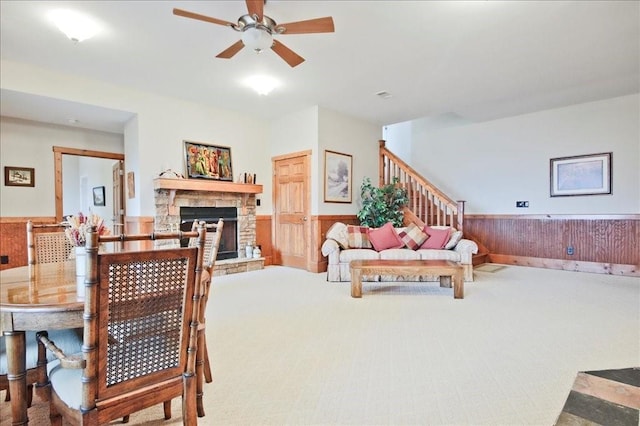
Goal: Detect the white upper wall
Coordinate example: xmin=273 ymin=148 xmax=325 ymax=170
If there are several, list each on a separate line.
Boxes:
xmin=1 ymin=60 xmax=270 ymax=217
xmin=2 ymin=60 xmax=382 ymax=219
xmin=0 ymin=116 xmax=123 ymax=217
xmin=318 ymin=107 xmax=380 ymax=215
xmin=386 ymin=94 xmax=639 ymax=214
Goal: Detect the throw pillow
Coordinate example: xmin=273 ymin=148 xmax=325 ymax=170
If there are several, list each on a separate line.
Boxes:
xmin=326 ymin=222 xmax=349 ymax=249
xmin=368 ymin=222 xmax=404 ymax=251
xmin=397 ymin=222 xmax=428 ymax=250
xmin=419 ymin=226 xmax=451 ymax=249
xmin=347 ymin=225 xmax=372 ymax=249
xmin=444 ymin=230 xmax=463 ymax=250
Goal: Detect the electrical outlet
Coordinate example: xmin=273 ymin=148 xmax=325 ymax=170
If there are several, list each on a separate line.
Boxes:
xmin=567 ymin=246 xmax=574 ymax=255
xmin=256 ymin=198 xmax=261 ymax=206
xmin=516 ymin=201 xmax=529 ymax=208
xmin=0 ymin=255 xmax=8 ymax=264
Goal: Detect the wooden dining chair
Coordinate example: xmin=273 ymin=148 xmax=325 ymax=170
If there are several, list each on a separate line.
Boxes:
xmin=189 ymin=219 xmax=223 ymax=417
xmin=0 ymin=222 xmax=82 ymax=407
xmin=37 ymin=223 xmax=207 ymax=425
xmin=26 ymin=221 xmax=74 ymax=265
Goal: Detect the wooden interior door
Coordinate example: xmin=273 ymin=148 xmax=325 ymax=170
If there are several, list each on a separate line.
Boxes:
xmin=272 ymin=151 xmax=311 ymax=270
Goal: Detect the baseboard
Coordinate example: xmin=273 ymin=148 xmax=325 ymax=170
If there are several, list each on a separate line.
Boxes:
xmin=488 ymin=254 xmax=639 ymax=277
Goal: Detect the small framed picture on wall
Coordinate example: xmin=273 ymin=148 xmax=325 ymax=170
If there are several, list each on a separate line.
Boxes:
xmin=93 ymin=186 xmax=106 ymax=206
xmin=4 ymin=166 xmax=35 ymax=187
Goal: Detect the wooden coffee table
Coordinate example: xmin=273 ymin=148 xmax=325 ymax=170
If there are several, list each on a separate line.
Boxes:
xmin=349 ymin=259 xmax=464 ymax=299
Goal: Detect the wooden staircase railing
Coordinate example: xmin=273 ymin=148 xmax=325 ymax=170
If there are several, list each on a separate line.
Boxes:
xmin=379 ymin=140 xmax=465 ymax=232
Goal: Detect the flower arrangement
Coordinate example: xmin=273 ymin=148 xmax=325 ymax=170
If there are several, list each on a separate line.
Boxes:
xmin=64 ymin=212 xmax=111 ymax=247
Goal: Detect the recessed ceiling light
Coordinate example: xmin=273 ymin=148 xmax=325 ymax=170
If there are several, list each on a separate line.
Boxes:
xmin=243 ymin=75 xmax=280 ymax=96
xmin=49 ymin=9 xmax=101 ymax=42
xmin=67 ymin=118 xmax=79 ymax=125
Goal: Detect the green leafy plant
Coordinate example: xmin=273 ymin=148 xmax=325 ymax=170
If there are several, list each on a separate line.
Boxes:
xmin=356 ymin=177 xmax=408 ymax=228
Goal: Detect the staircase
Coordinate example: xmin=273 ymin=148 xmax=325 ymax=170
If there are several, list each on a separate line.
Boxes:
xmin=378 ymin=140 xmax=488 ymax=265
xmin=378 ymin=140 xmax=465 ymax=231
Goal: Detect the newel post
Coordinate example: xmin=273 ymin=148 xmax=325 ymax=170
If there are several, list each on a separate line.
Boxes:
xmin=378 ymin=140 xmax=386 ymax=186
xmin=456 ymin=201 xmax=465 ymax=233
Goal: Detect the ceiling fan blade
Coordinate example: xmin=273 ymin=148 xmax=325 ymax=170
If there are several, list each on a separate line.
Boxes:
xmin=245 ymin=0 xmax=264 ymax=21
xmin=216 ymin=40 xmax=245 ymax=59
xmin=271 ymin=40 xmax=305 ymax=68
xmin=276 ymin=17 xmax=335 ymax=34
xmin=173 ymin=8 xmax=235 ymax=27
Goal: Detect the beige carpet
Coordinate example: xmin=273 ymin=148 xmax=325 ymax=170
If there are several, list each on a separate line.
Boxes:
xmin=2 ymin=264 xmax=638 ymax=425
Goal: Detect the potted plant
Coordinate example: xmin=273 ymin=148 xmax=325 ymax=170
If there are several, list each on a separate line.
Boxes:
xmin=356 ymin=177 xmax=408 ymax=227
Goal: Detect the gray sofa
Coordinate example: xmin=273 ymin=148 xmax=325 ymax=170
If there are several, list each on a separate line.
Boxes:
xmin=321 ymin=222 xmax=478 ymax=282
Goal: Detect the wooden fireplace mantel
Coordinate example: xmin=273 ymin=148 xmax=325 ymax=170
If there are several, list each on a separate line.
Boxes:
xmin=153 ymin=178 xmax=263 ymax=194
xmin=154 ymin=178 xmax=263 ymax=215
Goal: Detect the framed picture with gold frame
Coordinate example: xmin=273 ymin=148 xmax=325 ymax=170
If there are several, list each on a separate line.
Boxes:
xmin=324 ymin=150 xmax=352 ymax=203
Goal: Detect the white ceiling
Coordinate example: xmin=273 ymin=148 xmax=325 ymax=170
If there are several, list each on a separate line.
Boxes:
xmin=1 ymin=1 xmax=638 ymax=134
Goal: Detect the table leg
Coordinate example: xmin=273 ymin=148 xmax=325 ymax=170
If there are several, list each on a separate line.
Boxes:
xmin=453 ymin=269 xmax=464 ymax=299
xmin=5 ymin=330 xmax=29 ymax=425
xmin=351 ymin=268 xmax=362 ymax=298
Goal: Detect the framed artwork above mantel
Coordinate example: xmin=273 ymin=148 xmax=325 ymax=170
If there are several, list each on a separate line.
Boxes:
xmin=184 ymin=141 xmax=233 ymax=181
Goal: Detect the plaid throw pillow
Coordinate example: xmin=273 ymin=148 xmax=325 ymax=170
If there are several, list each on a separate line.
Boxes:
xmin=347 ymin=225 xmax=372 ymax=249
xmin=397 ymin=222 xmax=428 ymax=250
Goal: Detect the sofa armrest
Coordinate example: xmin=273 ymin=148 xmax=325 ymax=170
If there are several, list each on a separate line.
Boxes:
xmin=453 ymin=239 xmax=478 ymax=265
xmin=321 ymin=240 xmax=342 ymax=265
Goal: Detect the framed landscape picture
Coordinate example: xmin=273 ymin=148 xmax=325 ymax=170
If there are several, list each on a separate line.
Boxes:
xmin=184 ymin=141 xmax=233 ymax=181
xmin=324 ymin=150 xmax=352 ymax=203
xmin=4 ymin=166 xmax=35 ymax=187
xmin=550 ymin=152 xmax=612 ymax=197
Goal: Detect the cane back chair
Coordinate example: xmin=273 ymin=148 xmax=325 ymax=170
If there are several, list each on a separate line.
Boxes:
xmin=189 ymin=219 xmax=223 ymax=417
xmin=38 ymin=224 xmax=207 ymax=425
xmin=26 ymin=220 xmax=74 ymax=265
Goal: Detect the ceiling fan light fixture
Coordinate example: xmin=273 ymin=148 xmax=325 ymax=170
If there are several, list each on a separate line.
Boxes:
xmin=244 ymin=75 xmax=280 ymax=96
xmin=49 ymin=9 xmax=100 ymax=42
xmin=241 ymin=26 xmax=273 ymax=53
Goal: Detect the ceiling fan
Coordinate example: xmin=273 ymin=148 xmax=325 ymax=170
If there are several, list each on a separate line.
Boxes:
xmin=173 ymin=0 xmax=335 ymax=68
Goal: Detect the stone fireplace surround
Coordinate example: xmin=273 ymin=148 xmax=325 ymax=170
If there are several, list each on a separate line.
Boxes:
xmin=153 ymin=178 xmax=264 ymax=275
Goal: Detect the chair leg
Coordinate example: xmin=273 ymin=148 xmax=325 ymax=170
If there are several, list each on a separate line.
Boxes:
xmin=26 ymin=384 xmax=33 ymax=407
xmin=35 ymin=330 xmax=51 ymax=402
xmin=203 ymin=339 xmax=213 ymax=383
xmin=4 ymin=387 xmax=9 ymax=402
xmin=163 ymin=400 xmax=172 ymax=420
xmin=196 ymin=330 xmax=205 ymax=417
xmin=50 ymin=400 xmax=63 ymax=426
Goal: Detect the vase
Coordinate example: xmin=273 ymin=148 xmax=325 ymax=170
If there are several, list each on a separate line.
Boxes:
xmin=74 ymin=246 xmax=86 ymax=300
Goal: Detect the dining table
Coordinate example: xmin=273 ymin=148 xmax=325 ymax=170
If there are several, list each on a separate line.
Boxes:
xmin=1 ymin=261 xmax=83 ymax=425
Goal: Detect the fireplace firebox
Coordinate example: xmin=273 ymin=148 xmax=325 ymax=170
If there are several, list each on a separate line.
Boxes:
xmin=179 ymin=206 xmax=238 ymax=260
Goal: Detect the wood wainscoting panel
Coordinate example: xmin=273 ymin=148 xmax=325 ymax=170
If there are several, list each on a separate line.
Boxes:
xmin=0 ymin=217 xmax=57 ymax=270
xmin=464 ymin=215 xmax=639 ymax=276
xmin=256 ymin=215 xmax=272 ymax=266
xmin=310 ymin=215 xmax=359 ymax=273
